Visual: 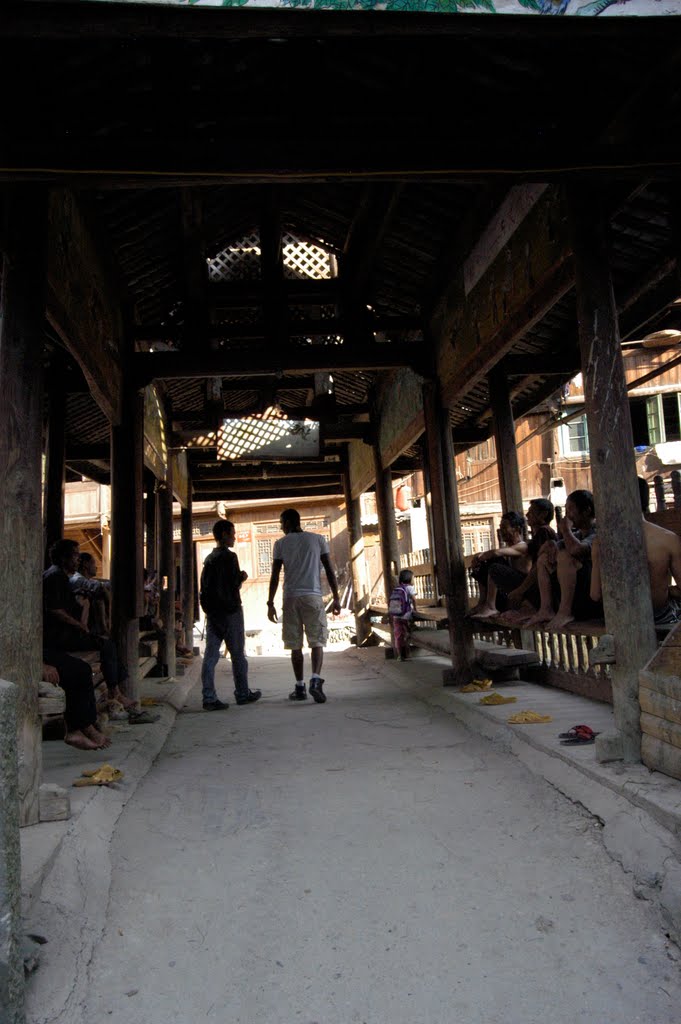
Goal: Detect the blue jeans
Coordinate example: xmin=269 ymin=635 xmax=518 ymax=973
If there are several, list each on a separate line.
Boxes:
xmin=201 ymin=609 xmax=249 ymax=702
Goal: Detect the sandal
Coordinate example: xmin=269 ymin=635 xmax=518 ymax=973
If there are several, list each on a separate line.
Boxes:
xmin=559 ymin=724 xmax=600 ymax=745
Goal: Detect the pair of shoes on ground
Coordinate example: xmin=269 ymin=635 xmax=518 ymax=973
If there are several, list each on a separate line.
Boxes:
xmin=235 ymin=689 xmax=262 ymax=706
xmin=288 ymin=678 xmax=326 ymax=704
xmin=203 ymin=691 xmax=262 ymax=711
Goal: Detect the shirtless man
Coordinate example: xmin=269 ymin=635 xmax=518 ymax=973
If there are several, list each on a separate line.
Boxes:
xmin=469 ymin=511 xmax=529 ymax=618
xmin=525 ymin=489 xmax=600 ymax=630
xmin=590 ymin=477 xmax=681 ymax=625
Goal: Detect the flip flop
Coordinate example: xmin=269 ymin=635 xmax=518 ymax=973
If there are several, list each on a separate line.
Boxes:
xmin=73 ymin=764 xmax=124 ymax=787
xmin=559 ymin=724 xmax=600 ymax=742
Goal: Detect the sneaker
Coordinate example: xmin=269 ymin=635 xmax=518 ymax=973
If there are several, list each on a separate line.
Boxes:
xmin=309 ymin=678 xmax=326 ymax=704
xmin=288 ymin=684 xmax=307 ymax=701
xmin=235 ymin=689 xmax=262 ymax=706
xmin=202 ymin=699 xmax=229 ymax=711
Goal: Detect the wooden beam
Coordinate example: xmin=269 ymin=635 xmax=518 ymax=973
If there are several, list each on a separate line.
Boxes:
xmin=180 ymin=188 xmax=208 ymax=350
xmin=342 ymin=184 xmax=403 ymax=301
xmin=5 ymin=5 xmax=666 ymax=42
xmin=194 ymin=484 xmax=343 ymax=502
xmin=134 ymin=343 xmax=426 ymax=386
xmin=193 ymin=467 xmax=345 ymax=483
xmin=134 ymin=315 xmax=420 ymax=343
xmin=209 ymin=279 xmax=338 ymax=306
xmin=499 ymin=353 xmax=580 ymax=378
xmin=65 ymin=444 xmax=110 ymax=463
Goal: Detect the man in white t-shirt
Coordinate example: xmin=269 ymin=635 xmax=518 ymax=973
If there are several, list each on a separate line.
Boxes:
xmin=267 ymin=508 xmax=341 ymax=703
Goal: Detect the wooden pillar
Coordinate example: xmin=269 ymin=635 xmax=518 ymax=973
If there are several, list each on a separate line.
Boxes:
xmin=423 ymin=381 xmax=475 ymax=686
xmin=111 ymin=386 xmax=144 ymax=705
xmin=180 ymin=491 xmax=194 ymax=651
xmin=145 ymin=477 xmax=157 ymax=569
xmin=488 ymin=366 xmax=524 ymax=517
xmin=372 ymin=440 xmax=400 ymax=603
xmin=158 ymin=460 xmax=177 ymax=679
xmin=44 ymin=383 xmax=66 ymax=561
xmin=343 ymin=472 xmax=372 ymax=646
xmin=0 ymin=187 xmax=47 ymax=826
xmin=569 ymin=186 xmax=656 ymax=763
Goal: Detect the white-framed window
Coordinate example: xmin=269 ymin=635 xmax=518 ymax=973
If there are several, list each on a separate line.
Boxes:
xmin=558 ymin=414 xmax=590 ymax=456
xmin=645 ymin=393 xmax=681 ymax=445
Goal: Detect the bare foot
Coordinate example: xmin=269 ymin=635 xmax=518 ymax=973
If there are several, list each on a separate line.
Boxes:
xmin=524 ymin=608 xmax=555 ymax=627
xmin=471 ymin=606 xmax=499 ymax=620
xmin=64 ymin=730 xmax=99 ymax=751
xmin=545 ymin=612 xmax=575 ymax=631
xmin=496 ymin=610 xmax=533 ymax=627
xmin=110 ymin=687 xmax=136 ymax=711
xmin=84 ymin=724 xmax=112 ymax=749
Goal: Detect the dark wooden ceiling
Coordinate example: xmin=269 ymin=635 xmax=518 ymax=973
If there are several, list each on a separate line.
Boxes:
xmin=5 ymin=4 xmax=681 ymax=501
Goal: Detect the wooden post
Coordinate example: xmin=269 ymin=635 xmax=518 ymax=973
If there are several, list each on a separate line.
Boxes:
xmin=44 ymin=382 xmax=66 ymax=563
xmin=653 ymin=474 xmax=666 ymax=512
xmin=372 ymin=440 xmax=400 ymax=604
xmin=488 ymin=365 xmax=524 ymax=518
xmin=672 ymin=470 xmax=681 ymax=510
xmin=569 ymin=185 xmax=657 ymax=763
xmin=0 ymin=187 xmax=46 ymax=826
xmin=343 ymin=472 xmax=372 ymax=646
xmin=145 ymin=475 xmax=157 ymax=570
xmin=111 ymin=386 xmax=144 ymax=705
xmin=423 ymin=381 xmax=475 ymax=686
xmin=180 ymin=492 xmax=195 ymax=651
xmin=158 ymin=460 xmax=177 ymax=679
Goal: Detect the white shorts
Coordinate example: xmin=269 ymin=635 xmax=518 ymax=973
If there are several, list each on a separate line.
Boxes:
xmin=282 ymin=594 xmax=328 ymax=650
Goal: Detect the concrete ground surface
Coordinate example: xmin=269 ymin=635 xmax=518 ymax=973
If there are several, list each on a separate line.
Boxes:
xmin=23 ymin=643 xmax=681 ymax=1024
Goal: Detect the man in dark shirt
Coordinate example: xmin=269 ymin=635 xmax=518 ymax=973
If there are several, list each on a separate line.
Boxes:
xmin=43 ymin=539 xmax=139 ymax=717
xmin=199 ymin=520 xmax=261 ymax=711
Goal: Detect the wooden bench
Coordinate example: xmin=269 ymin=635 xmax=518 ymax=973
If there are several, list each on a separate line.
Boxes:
xmin=40 ymin=638 xmax=160 ymax=732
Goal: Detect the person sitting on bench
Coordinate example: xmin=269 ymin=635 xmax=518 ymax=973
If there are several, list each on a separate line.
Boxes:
xmin=43 ymin=539 xmax=147 ymax=720
xmin=525 ymin=489 xmax=601 ymax=630
xmin=490 ymin=498 xmax=558 ymax=625
xmin=42 ymin=653 xmax=111 ymax=751
xmin=69 ymin=551 xmax=110 ymax=637
xmin=590 ymin=477 xmax=681 ymax=626
xmin=469 ymin=511 xmax=529 ymax=618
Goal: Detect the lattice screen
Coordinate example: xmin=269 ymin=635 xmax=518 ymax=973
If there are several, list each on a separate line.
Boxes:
xmin=208 ymin=232 xmax=261 ymax=282
xmin=208 ymin=230 xmax=335 ymax=283
xmin=282 ymin=232 xmax=335 ymax=280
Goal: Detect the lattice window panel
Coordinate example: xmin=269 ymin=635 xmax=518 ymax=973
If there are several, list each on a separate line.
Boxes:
xmin=208 ymin=232 xmax=261 ymax=282
xmin=208 ymin=230 xmax=335 ymax=284
xmin=282 ymin=232 xmax=335 ymax=280
xmin=217 ymin=414 xmax=315 ymax=461
xmin=257 ymin=539 xmax=274 ymax=578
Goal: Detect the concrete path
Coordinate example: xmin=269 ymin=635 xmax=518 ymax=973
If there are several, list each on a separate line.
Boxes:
xmin=37 ymin=648 xmax=681 ymax=1024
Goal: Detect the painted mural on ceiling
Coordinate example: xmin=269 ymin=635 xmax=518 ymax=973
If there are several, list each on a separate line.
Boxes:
xmin=92 ymin=1 xmax=681 ymax=15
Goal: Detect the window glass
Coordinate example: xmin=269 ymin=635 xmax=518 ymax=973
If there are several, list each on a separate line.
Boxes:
xmin=646 ymin=396 xmax=663 ymax=445
xmin=662 ymin=394 xmax=681 ymax=442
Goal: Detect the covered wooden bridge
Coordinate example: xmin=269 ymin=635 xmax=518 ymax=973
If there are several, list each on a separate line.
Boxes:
xmin=2 ymin=3 xmax=681 ymax=828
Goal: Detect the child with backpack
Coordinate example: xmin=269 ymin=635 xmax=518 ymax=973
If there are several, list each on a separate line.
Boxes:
xmin=388 ymin=568 xmax=418 ymax=661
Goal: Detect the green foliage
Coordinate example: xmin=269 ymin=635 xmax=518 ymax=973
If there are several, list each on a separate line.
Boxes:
xmin=517 ymin=0 xmax=542 ymax=9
